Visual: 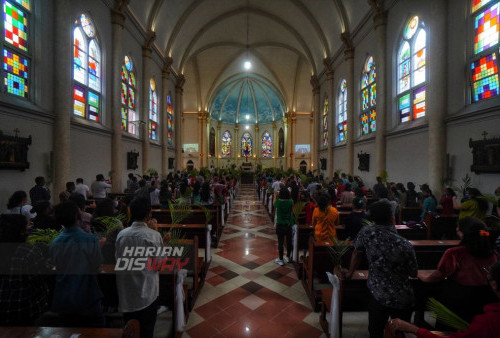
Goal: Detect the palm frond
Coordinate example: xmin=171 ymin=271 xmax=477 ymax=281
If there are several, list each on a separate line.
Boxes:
xmin=159 ymin=227 xmax=191 ymax=259
xmin=95 ymin=215 xmax=125 ymax=236
xmin=427 ymin=298 xmax=469 ymax=331
xmin=325 ymin=235 xmax=351 ymax=267
xmin=292 ymin=202 xmax=307 ymax=224
xmin=168 ymin=201 xmax=192 ymax=226
xmin=195 ymin=203 xmax=213 ymax=225
xmin=27 ymin=228 xmax=61 ymax=245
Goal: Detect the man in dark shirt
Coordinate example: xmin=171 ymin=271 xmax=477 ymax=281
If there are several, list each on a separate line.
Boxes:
xmin=50 ymin=201 xmax=104 ymax=327
xmin=346 ymin=201 xmax=418 ymax=338
xmin=29 ymin=176 xmax=51 ymax=204
xmin=372 ymin=176 xmax=386 ymax=199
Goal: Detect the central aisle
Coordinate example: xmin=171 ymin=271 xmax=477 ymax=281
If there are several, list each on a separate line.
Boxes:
xmin=183 ymin=184 xmax=324 ymax=337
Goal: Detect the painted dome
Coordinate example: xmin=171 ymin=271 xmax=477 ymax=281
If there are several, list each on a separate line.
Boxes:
xmin=209 ymin=74 xmax=285 ymax=124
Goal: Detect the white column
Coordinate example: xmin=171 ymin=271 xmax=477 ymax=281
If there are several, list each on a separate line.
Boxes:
xmin=53 ymin=0 xmax=72 ymax=196
xmin=161 ymin=58 xmax=172 ymax=177
xmin=175 ymin=75 xmax=185 ymax=171
xmin=326 ymin=68 xmax=335 ymax=179
xmin=374 ymin=11 xmax=387 ymax=177
xmin=427 ymin=1 xmax=447 ymax=194
xmin=311 ymin=76 xmax=321 ymax=173
xmin=141 ymin=36 xmax=154 ymax=172
xmin=110 ymin=9 xmax=126 ymax=192
xmin=344 ymin=45 xmax=355 ymax=175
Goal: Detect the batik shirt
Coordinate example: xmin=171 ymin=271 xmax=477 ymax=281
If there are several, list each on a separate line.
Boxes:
xmin=354 ymin=224 xmax=418 ymax=309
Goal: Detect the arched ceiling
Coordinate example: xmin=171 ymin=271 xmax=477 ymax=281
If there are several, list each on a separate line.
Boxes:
xmin=127 ymin=0 xmax=374 ymax=113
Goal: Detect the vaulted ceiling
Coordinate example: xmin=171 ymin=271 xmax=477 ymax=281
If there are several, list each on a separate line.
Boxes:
xmin=126 ymin=0 xmax=374 ymax=113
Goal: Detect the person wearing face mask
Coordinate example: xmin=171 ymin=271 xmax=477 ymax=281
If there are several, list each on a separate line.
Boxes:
xmin=452 ymin=187 xmax=489 ymax=222
xmin=0 ymin=214 xmax=50 ymax=325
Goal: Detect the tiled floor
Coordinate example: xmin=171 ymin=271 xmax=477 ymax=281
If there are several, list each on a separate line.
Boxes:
xmin=182 ymin=184 xmax=326 ymax=337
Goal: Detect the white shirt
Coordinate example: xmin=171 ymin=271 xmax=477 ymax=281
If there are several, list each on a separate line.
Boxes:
xmin=115 ymin=222 xmax=163 ymax=312
xmin=90 ymin=181 xmax=111 ymax=199
xmin=75 ymin=183 xmax=90 ymax=200
xmin=150 ymin=188 xmax=160 ymax=205
xmin=6 ymin=205 xmax=36 ymax=220
xmin=272 ymin=180 xmax=281 ymax=192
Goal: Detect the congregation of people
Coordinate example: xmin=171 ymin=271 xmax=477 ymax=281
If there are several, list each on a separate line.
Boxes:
xmin=259 ymin=171 xmax=500 ymax=337
xmin=0 ymin=170 xmax=236 ymax=337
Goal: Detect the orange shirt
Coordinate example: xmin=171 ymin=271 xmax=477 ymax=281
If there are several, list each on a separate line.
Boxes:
xmin=312 ymin=206 xmax=339 ymax=242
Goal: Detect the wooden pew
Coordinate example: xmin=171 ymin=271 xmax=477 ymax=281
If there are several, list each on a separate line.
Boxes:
xmin=424 ymin=214 xmax=458 ymax=240
xmin=400 ymin=207 xmax=422 ymax=223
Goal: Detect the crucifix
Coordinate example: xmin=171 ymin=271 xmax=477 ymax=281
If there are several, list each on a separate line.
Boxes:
xmin=482 ymin=131 xmax=488 ymax=140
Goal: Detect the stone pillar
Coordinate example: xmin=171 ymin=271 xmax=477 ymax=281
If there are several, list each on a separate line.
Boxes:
xmin=202 ymin=112 xmax=208 ymax=168
xmin=141 ymin=33 xmax=154 ymax=172
xmin=284 ymin=113 xmax=292 ymax=168
xmin=291 ymin=112 xmax=297 ymax=169
xmin=428 ymin=1 xmax=447 ymax=194
xmin=342 ymin=35 xmax=355 ymax=175
xmin=216 ymin=121 xmax=221 ymax=168
xmin=161 ymin=58 xmax=172 ymax=178
xmin=325 ymin=66 xmax=335 ymax=179
xmin=175 ymin=75 xmax=185 ymax=171
xmin=311 ymin=76 xmax=321 ymax=174
xmin=53 ymin=0 xmax=72 ymax=197
xmin=234 ymin=124 xmax=240 ymax=164
xmin=109 ymin=9 xmax=126 ymax=192
xmin=254 ymin=124 xmax=259 ymax=167
xmin=198 ymin=111 xmax=208 ymax=168
xmin=374 ymin=11 xmax=388 ymax=177
xmin=309 ymin=113 xmax=314 ymax=172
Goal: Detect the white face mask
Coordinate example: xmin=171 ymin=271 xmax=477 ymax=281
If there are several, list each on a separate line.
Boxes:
xmin=113 ymin=201 xmax=119 ymax=208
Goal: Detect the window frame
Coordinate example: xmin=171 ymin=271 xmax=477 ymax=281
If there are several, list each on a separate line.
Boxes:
xmin=148 ymin=77 xmax=158 ymax=141
xmin=468 ymin=0 xmax=500 ymax=104
xmin=221 ymin=130 xmax=232 ymax=157
xmin=396 ymin=15 xmax=427 ymax=124
xmin=120 ymin=54 xmax=139 ymax=136
xmin=166 ymin=94 xmax=174 ymax=147
xmin=336 ymin=79 xmax=347 ymax=144
xmin=321 ymin=95 xmax=329 ymax=148
xmin=261 ymin=130 xmax=272 ymax=158
xmin=360 ymin=56 xmax=377 ymax=136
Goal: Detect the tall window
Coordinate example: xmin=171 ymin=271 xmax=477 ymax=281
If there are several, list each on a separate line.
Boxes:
xmin=337 ymin=79 xmax=347 ymax=143
xmin=397 ymin=16 xmax=426 ymax=123
xmin=360 ymin=56 xmax=376 ymax=135
xmin=321 ymin=96 xmax=329 ymax=147
xmin=470 ymin=1 xmax=499 ymax=102
xmin=72 ymin=14 xmax=101 ymax=122
xmin=241 ymin=132 xmax=252 ymax=156
xmin=121 ymin=55 xmax=138 ymax=135
xmin=149 ymin=78 xmax=158 ymax=140
xmin=167 ymin=95 xmax=174 ymax=146
xmin=262 ymin=131 xmax=272 ymax=157
xmin=3 ymin=0 xmax=30 ymax=99
xmin=221 ymin=130 xmax=231 ymax=157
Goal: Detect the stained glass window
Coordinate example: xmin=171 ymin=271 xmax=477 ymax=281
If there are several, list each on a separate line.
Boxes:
xmin=321 ymin=96 xmax=328 ymax=147
xmin=397 ymin=16 xmax=426 ymax=123
xmin=167 ymin=96 xmax=174 ymax=146
xmin=121 ymin=55 xmax=138 ymax=134
xmin=262 ymin=131 xmax=272 ymax=158
xmin=222 ymin=130 xmax=231 ymax=157
xmin=2 ymin=0 xmax=30 ymax=98
xmin=360 ymin=57 xmax=376 ymax=135
xmin=471 ymin=1 xmax=499 ymax=102
xmin=337 ymin=79 xmax=347 ymax=143
xmin=149 ymin=78 xmax=158 ymax=140
xmin=72 ymin=14 xmax=101 ymax=121
xmin=241 ymin=132 xmax=252 ymax=157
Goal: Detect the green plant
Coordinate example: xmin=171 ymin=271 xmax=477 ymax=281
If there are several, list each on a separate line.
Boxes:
xmin=427 ymin=298 xmax=469 ymax=331
xmin=379 ymin=170 xmax=389 ymax=184
xmin=27 ymin=229 xmax=61 ymax=245
xmin=95 ymin=214 xmax=127 ymax=236
xmin=325 ymin=235 xmax=351 ymax=270
xmin=196 ymin=203 xmax=213 ymax=226
xmin=145 ymin=168 xmax=159 ymax=177
xmin=168 ymin=201 xmax=192 ymax=226
xmin=292 ymin=202 xmax=307 ymax=225
xmin=453 ymin=173 xmax=472 ymax=197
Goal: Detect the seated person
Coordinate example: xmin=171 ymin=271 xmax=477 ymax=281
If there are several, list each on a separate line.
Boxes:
xmin=312 ymin=193 xmax=338 ymax=242
xmin=69 ymin=193 xmax=92 ymax=233
xmin=304 ymin=192 xmax=317 ymax=226
xmin=5 ymin=190 xmax=36 ymax=221
xmin=421 ymin=217 xmax=498 ymax=323
xmin=344 ymin=198 xmax=367 ymax=241
xmin=49 ymin=201 xmax=104 ymax=327
xmin=0 ymin=214 xmax=50 ymax=325
xmin=389 ymin=260 xmax=500 ymax=337
xmin=31 ymin=200 xmax=59 ymax=231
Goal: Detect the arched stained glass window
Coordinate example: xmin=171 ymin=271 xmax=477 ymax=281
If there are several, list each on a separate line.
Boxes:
xmin=262 ymin=131 xmax=272 ymax=158
xmin=149 ymin=78 xmax=158 ymax=140
xmin=221 ymin=130 xmax=231 ymax=157
xmin=470 ymin=1 xmax=499 ymax=102
xmin=3 ymin=0 xmax=30 ymax=99
xmin=337 ymin=79 xmax=347 ymax=143
xmin=121 ymin=55 xmax=138 ymax=135
xmin=241 ymin=132 xmax=253 ymax=157
xmin=397 ymin=16 xmax=426 ymax=123
xmin=167 ymin=95 xmax=174 ymax=146
xmin=72 ymin=14 xmax=101 ymax=121
xmin=321 ymin=96 xmax=329 ymax=148
xmin=360 ymin=57 xmax=376 ymax=135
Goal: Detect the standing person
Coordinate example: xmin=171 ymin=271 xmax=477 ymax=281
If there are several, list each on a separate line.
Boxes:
xmin=344 ymin=198 xmax=367 ymax=241
xmin=312 ymin=193 xmax=338 ymax=242
xmin=91 ymin=174 xmax=111 ymax=199
xmin=115 ymin=198 xmax=165 ymax=338
xmin=59 ymin=181 xmax=76 ymax=202
xmin=439 ymin=188 xmax=456 ymax=216
xmin=274 ymin=188 xmax=294 ymax=266
xmin=5 ymin=191 xmax=36 ymax=221
xmin=31 ymin=200 xmax=59 ymax=231
xmin=75 ymin=178 xmax=90 ymax=200
xmin=373 ymin=176 xmax=386 ymax=199
xmin=420 ymin=187 xmax=437 ymax=221
xmin=50 ymin=201 xmax=104 ymax=327
xmin=29 ymin=176 xmax=51 ymax=204
xmin=345 ymin=201 xmax=418 ymax=338
xmin=453 ymin=187 xmax=489 ymax=222
xmin=406 ymin=182 xmax=419 ymax=207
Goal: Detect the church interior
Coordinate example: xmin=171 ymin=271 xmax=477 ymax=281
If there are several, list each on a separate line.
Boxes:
xmin=1 ymin=0 xmax=500 ymax=337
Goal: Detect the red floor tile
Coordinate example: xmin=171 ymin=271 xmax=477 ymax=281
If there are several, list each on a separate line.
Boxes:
xmin=209 ymin=310 xmax=238 ymax=332
xmin=186 ymin=319 xmax=220 ymax=337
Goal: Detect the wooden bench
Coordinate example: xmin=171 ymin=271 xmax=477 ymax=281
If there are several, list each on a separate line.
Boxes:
xmin=424 ymin=214 xmax=458 ymax=240
xmin=400 ymin=207 xmax=423 ymax=223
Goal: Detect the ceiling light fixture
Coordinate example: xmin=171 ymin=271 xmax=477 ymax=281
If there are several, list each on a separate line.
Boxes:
xmin=243 ymin=0 xmax=251 ymax=71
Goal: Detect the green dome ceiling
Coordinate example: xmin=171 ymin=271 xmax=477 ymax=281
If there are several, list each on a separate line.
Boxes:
xmin=209 ymin=74 xmax=286 ymax=124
